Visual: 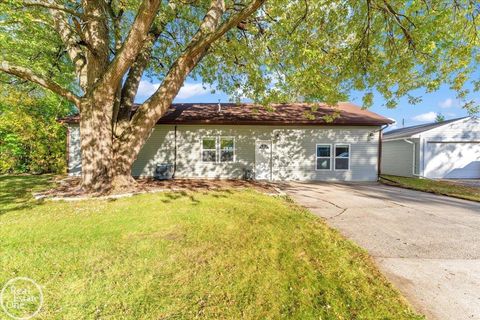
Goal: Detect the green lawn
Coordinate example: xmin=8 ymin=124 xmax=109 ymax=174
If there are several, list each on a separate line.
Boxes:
xmin=380 ymin=175 xmax=480 ymax=202
xmin=0 ymin=175 xmax=422 ymax=319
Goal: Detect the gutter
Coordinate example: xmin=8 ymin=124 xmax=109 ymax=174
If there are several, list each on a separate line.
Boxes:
xmin=57 ymin=116 xmax=392 ymax=127
xmin=66 ymin=125 xmax=70 ymax=175
xmin=173 ymin=125 xmax=177 ymax=179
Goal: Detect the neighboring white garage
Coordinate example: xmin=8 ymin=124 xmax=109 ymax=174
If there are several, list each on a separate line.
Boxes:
xmin=382 ymin=117 xmax=480 ymax=179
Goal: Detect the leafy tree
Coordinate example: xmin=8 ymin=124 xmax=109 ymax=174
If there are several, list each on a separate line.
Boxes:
xmin=0 ymin=0 xmax=478 ymax=193
xmin=435 ymin=113 xmax=446 ymax=123
xmin=0 ymin=84 xmax=73 ymax=174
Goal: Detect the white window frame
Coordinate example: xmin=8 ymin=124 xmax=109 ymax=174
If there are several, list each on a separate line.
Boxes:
xmin=334 ymin=144 xmax=351 ymax=171
xmin=201 ymin=136 xmax=236 ymax=163
xmin=315 ymin=144 xmax=332 ymax=171
xmin=201 ymin=136 xmax=217 ymax=163
xmin=219 ymin=136 xmax=236 ymax=163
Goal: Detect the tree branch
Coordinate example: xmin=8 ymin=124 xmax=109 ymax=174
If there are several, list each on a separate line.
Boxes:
xmin=113 ymin=24 xmax=165 ymax=135
xmin=105 ymin=0 xmax=125 ymax=52
xmin=120 ymin=0 xmax=265 ymax=157
xmin=93 ymin=0 xmax=161 ymax=97
xmin=381 ymin=1 xmax=416 ymax=48
xmin=183 ymin=0 xmax=265 ymax=59
xmin=49 ymin=8 xmax=88 ymax=90
xmin=22 ymin=0 xmax=91 ymax=20
xmin=0 ymin=62 xmax=81 ymax=105
xmin=143 ymin=0 xmax=265 ymax=111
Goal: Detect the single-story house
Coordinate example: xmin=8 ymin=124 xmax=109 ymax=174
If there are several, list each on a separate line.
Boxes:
xmin=63 ymin=102 xmax=393 ymax=181
xmin=381 ymin=116 xmax=480 ymax=179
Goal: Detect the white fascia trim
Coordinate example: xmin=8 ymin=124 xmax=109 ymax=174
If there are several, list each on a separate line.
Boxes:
xmin=403 ymin=139 xmax=420 ymax=176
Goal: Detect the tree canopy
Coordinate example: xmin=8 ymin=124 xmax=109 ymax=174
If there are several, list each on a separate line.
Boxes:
xmin=1 ymin=0 xmax=479 ymax=109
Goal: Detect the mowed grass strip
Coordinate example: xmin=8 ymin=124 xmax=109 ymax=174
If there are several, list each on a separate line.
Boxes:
xmin=381 ymin=174 xmax=480 ymax=202
xmin=0 ymin=175 xmax=423 ymax=319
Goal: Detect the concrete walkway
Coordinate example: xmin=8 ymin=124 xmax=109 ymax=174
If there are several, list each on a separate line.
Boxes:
xmin=281 ymin=182 xmax=480 ymax=320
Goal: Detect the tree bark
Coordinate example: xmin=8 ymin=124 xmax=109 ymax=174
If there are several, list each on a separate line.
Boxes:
xmin=79 ymin=95 xmax=137 ymax=194
xmin=77 ymin=0 xmax=161 ymax=194
xmin=79 ymin=97 xmax=113 ymax=194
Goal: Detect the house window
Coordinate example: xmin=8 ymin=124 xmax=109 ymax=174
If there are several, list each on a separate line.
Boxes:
xmin=334 ymin=144 xmax=350 ymax=170
xmin=220 ymin=137 xmax=235 ymax=162
xmin=202 ymin=137 xmax=217 ymax=162
xmin=201 ymin=137 xmax=235 ymax=163
xmin=316 ymin=144 xmax=331 ymax=170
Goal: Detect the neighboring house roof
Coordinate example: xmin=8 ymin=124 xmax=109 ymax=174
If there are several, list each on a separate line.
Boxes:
xmin=60 ymin=102 xmax=393 ymax=126
xmin=383 ymin=117 xmax=470 ymax=140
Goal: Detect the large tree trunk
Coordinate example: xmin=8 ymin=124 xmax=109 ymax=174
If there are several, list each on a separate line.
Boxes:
xmin=111 ymin=138 xmax=137 ymax=192
xmin=79 ymin=98 xmax=114 ymax=193
xmin=80 ymin=96 xmax=136 ymax=194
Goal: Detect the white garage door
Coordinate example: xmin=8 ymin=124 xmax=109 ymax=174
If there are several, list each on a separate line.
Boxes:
xmin=424 ymin=142 xmax=480 ymax=178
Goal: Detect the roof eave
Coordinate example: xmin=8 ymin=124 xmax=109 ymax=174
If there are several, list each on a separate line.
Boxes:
xmin=156 ymin=120 xmax=390 ymax=126
xmin=60 ymin=119 xmax=390 ymax=126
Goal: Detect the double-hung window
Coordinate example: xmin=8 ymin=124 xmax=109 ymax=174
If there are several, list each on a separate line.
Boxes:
xmin=202 ymin=137 xmax=217 ymax=162
xmin=201 ymin=137 xmax=235 ymax=163
xmin=316 ymin=144 xmax=331 ymax=170
xmin=334 ymin=144 xmax=350 ymax=170
xmin=316 ymin=144 xmax=351 ymax=171
xmin=220 ymin=137 xmax=235 ymax=162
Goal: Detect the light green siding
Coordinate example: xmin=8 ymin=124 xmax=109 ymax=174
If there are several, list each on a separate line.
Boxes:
xmin=68 ymin=124 xmax=381 ymax=181
xmin=130 ymin=125 xmax=381 ymax=181
xmin=67 ymin=125 xmax=81 ymax=176
xmin=381 ymin=140 xmax=415 ymax=177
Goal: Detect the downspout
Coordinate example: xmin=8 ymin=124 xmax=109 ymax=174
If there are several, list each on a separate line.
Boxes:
xmin=66 ymin=125 xmax=70 ymax=175
xmin=173 ymin=125 xmax=177 ymax=179
xmin=377 ymin=124 xmax=389 ymax=180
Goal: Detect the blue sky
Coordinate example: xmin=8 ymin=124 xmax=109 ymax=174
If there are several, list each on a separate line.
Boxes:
xmin=135 ymin=75 xmax=477 ymax=131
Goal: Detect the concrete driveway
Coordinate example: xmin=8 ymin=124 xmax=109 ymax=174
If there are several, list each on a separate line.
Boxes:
xmin=281 ymin=182 xmax=480 ymax=320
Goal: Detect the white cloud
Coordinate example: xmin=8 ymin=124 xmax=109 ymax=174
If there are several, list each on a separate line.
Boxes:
xmin=137 ymin=80 xmax=160 ymax=98
xmin=438 ymin=98 xmax=457 ymax=109
xmin=136 ymin=81 xmax=210 ymax=100
xmin=412 ymin=112 xmax=437 ymax=122
xmin=176 ymin=83 xmax=210 ymax=99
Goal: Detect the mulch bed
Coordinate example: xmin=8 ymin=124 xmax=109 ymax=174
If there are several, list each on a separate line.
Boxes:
xmin=35 ymin=177 xmax=282 ymax=200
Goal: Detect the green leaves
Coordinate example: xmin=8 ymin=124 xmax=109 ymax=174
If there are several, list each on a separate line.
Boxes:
xmin=0 ymin=0 xmax=479 ymax=113
xmin=0 ymin=85 xmax=73 ymax=174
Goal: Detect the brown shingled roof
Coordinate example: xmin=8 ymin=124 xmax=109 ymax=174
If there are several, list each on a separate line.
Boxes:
xmin=60 ymin=102 xmax=393 ymax=126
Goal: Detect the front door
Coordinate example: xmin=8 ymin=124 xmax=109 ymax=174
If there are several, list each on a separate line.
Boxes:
xmin=255 ymin=140 xmax=272 ymax=180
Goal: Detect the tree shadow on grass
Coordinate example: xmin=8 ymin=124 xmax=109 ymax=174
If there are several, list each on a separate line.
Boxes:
xmin=161 ymin=191 xmax=201 ymax=205
xmin=0 ymin=175 xmax=53 ymax=215
xmin=159 ymin=189 xmax=233 ymax=205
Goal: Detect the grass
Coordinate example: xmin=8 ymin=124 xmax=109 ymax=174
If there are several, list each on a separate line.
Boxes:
xmin=0 ymin=175 xmax=422 ymax=319
xmin=380 ymin=174 xmax=480 ymax=202
xmin=0 ymin=175 xmax=55 ymax=214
